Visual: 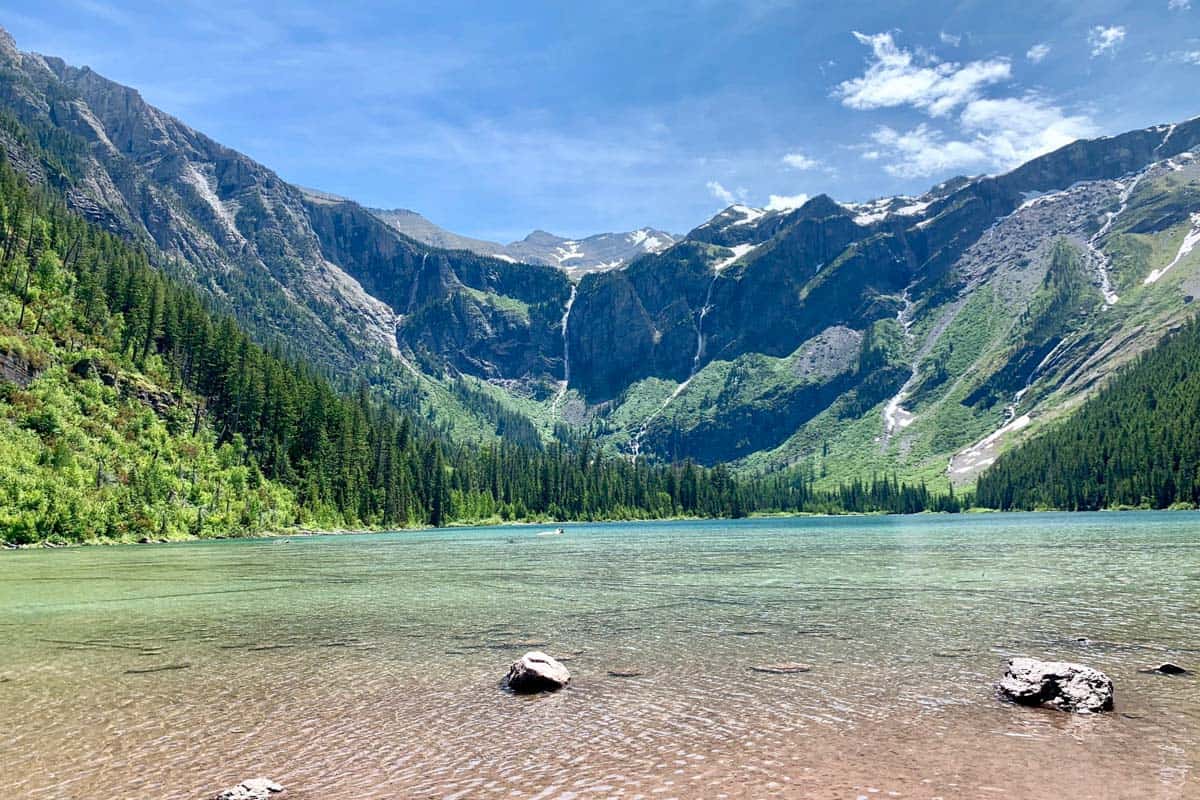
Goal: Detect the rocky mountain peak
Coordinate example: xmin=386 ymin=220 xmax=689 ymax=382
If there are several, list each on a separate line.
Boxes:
xmin=0 ymin=26 xmax=18 ymax=64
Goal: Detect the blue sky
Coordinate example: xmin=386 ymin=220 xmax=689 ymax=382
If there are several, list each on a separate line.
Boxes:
xmin=5 ymin=1 xmax=1199 ymax=240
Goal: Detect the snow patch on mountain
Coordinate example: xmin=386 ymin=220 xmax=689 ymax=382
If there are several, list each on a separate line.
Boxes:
xmin=842 ymin=196 xmax=932 ymax=227
xmin=1145 ymin=212 xmax=1200 ymax=285
xmin=553 ymin=241 xmax=584 ymax=264
xmin=628 ymin=228 xmax=669 ymax=252
xmin=729 ymin=205 xmax=766 ymax=226
xmin=715 ymin=243 xmax=759 ymax=271
xmin=949 ymin=413 xmax=1032 ymax=478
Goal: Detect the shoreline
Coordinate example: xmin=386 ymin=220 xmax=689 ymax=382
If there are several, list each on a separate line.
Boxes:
xmin=3 ymin=505 xmax=1196 ymax=549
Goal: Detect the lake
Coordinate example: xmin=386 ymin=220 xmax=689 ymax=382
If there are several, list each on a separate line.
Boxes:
xmin=2 ymin=513 xmax=1198 ymax=799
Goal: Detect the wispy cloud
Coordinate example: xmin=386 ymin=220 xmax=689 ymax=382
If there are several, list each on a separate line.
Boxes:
xmin=836 ymin=31 xmax=1010 ymax=117
xmin=840 ymin=32 xmax=1095 ymax=179
xmin=706 ymin=180 xmax=741 ymax=205
xmin=1168 ymin=0 xmax=1190 ymax=11
xmin=939 ymin=31 xmax=962 ymax=47
xmin=1088 ymin=25 xmax=1126 ymax=57
xmin=866 ymin=125 xmax=986 ymax=178
xmin=782 ymin=152 xmax=821 ymax=170
xmin=1026 ymin=43 xmax=1051 ymax=63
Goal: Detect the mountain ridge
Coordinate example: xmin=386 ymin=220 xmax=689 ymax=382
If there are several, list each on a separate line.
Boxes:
xmin=2 ymin=25 xmax=1198 ymax=494
xmin=368 ymin=205 xmax=678 ymax=276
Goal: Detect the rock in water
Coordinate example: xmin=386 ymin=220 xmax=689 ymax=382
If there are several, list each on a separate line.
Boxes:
xmin=1138 ymin=662 xmax=1190 ymax=675
xmin=998 ymin=657 xmax=1114 ymax=713
xmin=214 ymin=778 xmax=283 ymax=799
xmin=505 ymin=651 xmax=571 ymax=693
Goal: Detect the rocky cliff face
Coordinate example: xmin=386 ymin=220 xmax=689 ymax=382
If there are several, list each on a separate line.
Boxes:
xmin=0 ymin=30 xmax=401 ymax=369
xmin=0 ymin=28 xmax=570 ymax=388
xmin=2 ymin=27 xmax=1198 ymax=484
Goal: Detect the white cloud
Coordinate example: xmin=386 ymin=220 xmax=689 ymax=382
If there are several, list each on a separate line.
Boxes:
xmin=1026 ymin=43 xmax=1051 ymax=63
xmin=960 ymin=96 xmax=1098 ymax=166
xmin=1088 ymin=25 xmax=1126 ymax=57
xmin=1168 ymin=0 xmax=1190 ymax=10
xmin=866 ymin=96 xmax=1098 ymax=178
xmin=867 ymin=124 xmax=987 ymax=178
xmin=765 ymin=193 xmax=810 ymax=211
xmin=939 ymin=31 xmax=962 ymax=47
xmin=706 ymin=180 xmax=739 ymax=205
xmin=838 ymin=30 xmax=1098 ymax=181
xmin=781 ymin=152 xmax=820 ymax=170
xmin=1174 ymin=50 xmax=1200 ymax=64
xmin=837 ymin=31 xmax=1011 ymax=117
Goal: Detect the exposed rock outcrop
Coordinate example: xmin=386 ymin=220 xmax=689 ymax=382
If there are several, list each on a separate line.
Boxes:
xmin=0 ymin=350 xmax=41 ymax=388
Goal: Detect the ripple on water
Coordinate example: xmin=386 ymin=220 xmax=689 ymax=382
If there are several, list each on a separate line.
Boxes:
xmin=0 ymin=513 xmax=1198 ymax=798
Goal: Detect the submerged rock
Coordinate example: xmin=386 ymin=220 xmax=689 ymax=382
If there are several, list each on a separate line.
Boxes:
xmin=750 ymin=663 xmax=812 ymax=674
xmin=214 ymin=778 xmax=283 ymax=799
xmin=1138 ymin=662 xmax=1190 ymax=675
xmin=998 ymin=657 xmax=1114 ymax=712
xmin=505 ymin=651 xmax=570 ymax=693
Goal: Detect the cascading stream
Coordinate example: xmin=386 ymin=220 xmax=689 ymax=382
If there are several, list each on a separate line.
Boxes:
xmin=406 ymin=252 xmax=429 ymax=314
xmin=551 ymin=285 xmax=577 ymax=415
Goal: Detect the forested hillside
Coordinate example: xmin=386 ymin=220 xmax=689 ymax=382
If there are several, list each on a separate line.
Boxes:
xmin=0 ymin=142 xmax=963 ymax=544
xmin=976 ymin=318 xmax=1200 ymax=510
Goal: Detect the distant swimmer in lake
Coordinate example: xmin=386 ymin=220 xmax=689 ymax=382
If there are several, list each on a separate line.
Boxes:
xmin=537 ymin=527 xmax=565 ymax=537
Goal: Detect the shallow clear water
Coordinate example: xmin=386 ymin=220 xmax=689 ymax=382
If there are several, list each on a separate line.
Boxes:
xmin=2 ymin=513 xmax=1198 ymax=799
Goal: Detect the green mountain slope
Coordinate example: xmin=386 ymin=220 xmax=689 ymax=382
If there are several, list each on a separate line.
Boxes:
xmin=976 ymin=317 xmax=1200 ymax=510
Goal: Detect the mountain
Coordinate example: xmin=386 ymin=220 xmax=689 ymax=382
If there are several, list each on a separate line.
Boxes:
xmin=3 ymin=26 xmax=1199 ymax=495
xmin=367 ymin=207 xmax=505 ymax=256
xmin=560 ymin=124 xmax=1200 ymax=482
xmin=369 ymin=206 xmax=677 ymax=276
xmin=0 ymin=27 xmax=576 ymax=442
xmin=975 ymin=317 xmax=1200 ymax=511
xmin=0 ymin=136 xmax=813 ymax=544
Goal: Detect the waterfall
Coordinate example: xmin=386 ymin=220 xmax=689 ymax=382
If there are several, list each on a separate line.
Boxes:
xmin=1086 ymin=173 xmax=1143 ymax=306
xmin=406 ymin=252 xmax=429 ymax=314
xmin=692 ymin=273 xmax=719 ymax=374
xmin=551 ymin=284 xmax=577 ymax=415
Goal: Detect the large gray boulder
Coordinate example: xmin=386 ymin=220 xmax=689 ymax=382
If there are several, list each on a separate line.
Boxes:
xmin=214 ymin=778 xmax=283 ymax=799
xmin=505 ymin=651 xmax=571 ymax=693
xmin=998 ymin=657 xmax=1114 ymax=713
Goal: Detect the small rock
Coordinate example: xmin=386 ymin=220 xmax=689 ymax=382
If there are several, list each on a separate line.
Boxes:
xmin=1138 ymin=662 xmax=1189 ymax=676
xmin=998 ymin=657 xmax=1114 ymax=713
xmin=607 ymin=669 xmax=643 ymax=678
xmin=750 ymin=662 xmax=812 ymax=674
xmin=505 ymin=651 xmax=570 ymax=693
xmin=213 ymin=778 xmax=283 ymax=800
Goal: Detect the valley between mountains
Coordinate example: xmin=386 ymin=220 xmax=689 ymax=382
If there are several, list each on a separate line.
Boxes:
xmin=3 ymin=25 xmax=1200 ymax=496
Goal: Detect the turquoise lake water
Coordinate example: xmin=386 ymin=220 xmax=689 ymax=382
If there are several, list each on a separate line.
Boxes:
xmin=1 ymin=512 xmax=1198 ymax=798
